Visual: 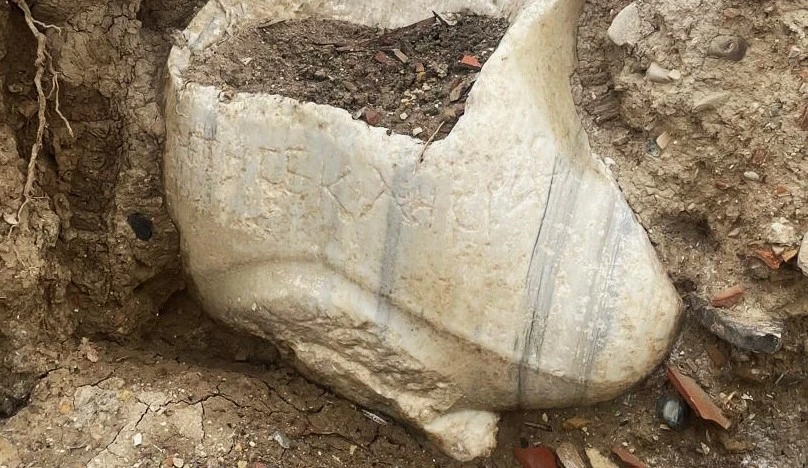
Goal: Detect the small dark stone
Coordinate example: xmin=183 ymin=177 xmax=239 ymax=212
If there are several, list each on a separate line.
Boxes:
xmin=127 ymin=213 xmax=153 ymax=241
xmin=657 ymin=394 xmax=688 ymax=430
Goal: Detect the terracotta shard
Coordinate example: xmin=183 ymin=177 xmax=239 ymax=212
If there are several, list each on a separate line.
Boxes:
xmin=751 ymin=148 xmax=767 ymax=166
xmin=709 ymin=284 xmax=745 ymax=309
xmin=514 ymin=446 xmax=558 ymax=468
xmin=714 ymin=179 xmax=731 ymax=190
xmin=373 ymin=50 xmax=390 ymax=65
xmin=751 ymin=247 xmax=782 ymax=269
xmin=562 ymin=416 xmax=592 ymax=431
xmin=667 ymin=367 xmax=731 ymax=429
xmin=705 ymin=344 xmax=727 ymax=368
xmin=611 ymin=446 xmax=647 ymax=468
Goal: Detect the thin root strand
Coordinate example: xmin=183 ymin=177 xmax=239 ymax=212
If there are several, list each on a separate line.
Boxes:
xmin=6 ymin=0 xmax=72 ymax=235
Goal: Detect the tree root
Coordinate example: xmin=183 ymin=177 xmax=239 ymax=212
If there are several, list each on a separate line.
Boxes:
xmin=5 ymin=0 xmax=72 ymax=239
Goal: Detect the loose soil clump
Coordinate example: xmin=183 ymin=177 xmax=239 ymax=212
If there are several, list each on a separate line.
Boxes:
xmin=185 ymin=14 xmax=510 ymax=141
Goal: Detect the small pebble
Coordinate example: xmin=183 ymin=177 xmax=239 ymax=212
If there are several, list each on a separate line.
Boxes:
xmin=698 ymin=442 xmax=711 ymax=455
xmin=133 ymin=433 xmax=142 ymax=447
xmin=399 ymin=112 xmax=408 ymax=120
xmin=743 ymin=171 xmax=760 ymax=181
xmin=313 ymin=68 xmax=328 ymax=81
xmin=693 ymin=92 xmax=731 ymax=112
xmin=412 ymin=127 xmax=424 ymax=137
xmin=173 ymin=458 xmax=185 ymax=468
xmin=272 ymin=430 xmax=292 ymax=449
xmin=657 ymin=394 xmax=688 ymax=430
xmin=237 ymin=462 xmax=248 ymax=468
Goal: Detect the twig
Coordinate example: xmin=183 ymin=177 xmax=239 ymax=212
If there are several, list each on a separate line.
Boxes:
xmin=311 ymin=40 xmax=348 ymax=47
xmin=336 ymin=16 xmax=435 ymax=53
xmin=415 ymin=120 xmax=445 ymax=165
xmin=524 ymin=421 xmax=552 ymax=431
xmin=377 ymin=17 xmax=435 ymax=44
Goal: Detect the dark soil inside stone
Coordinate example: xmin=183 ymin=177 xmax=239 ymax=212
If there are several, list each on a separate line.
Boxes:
xmin=185 ymin=14 xmax=510 ymax=141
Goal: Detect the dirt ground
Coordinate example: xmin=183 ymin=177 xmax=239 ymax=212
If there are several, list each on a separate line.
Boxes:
xmin=2 ymin=0 xmax=808 ymax=467
xmin=4 ymin=293 xmax=808 ymax=467
xmin=186 ymin=15 xmax=508 ymax=141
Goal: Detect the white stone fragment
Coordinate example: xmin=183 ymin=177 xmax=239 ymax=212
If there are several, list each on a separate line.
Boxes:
xmin=646 ymin=62 xmax=676 ymax=83
xmin=765 ymin=218 xmax=798 ymax=245
xmin=743 ymin=171 xmax=761 ymax=181
xmin=607 ymin=2 xmax=642 ymax=46
xmin=163 ymin=0 xmax=681 ymax=461
xmin=799 ymin=233 xmax=808 ymax=276
xmin=586 ymin=448 xmax=621 ymax=468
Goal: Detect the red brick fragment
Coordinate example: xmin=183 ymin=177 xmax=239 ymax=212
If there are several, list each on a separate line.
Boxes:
xmin=458 ymin=54 xmax=481 ymax=70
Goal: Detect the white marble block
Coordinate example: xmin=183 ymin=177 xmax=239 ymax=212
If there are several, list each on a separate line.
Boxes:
xmin=163 ymin=0 xmax=682 ymax=460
